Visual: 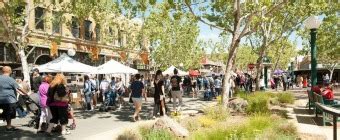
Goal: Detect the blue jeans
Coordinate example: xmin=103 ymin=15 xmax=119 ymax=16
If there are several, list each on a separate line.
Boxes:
xmin=16 ymin=107 xmax=27 ymax=118
xmin=84 ymin=93 xmax=93 ymax=110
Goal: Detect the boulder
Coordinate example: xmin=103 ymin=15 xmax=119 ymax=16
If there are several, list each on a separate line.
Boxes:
xmin=152 ymin=116 xmax=189 ymax=137
xmin=228 ymin=98 xmax=248 ymax=113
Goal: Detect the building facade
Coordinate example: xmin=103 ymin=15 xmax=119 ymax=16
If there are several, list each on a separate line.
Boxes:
xmin=0 ymin=0 xmax=149 ymax=77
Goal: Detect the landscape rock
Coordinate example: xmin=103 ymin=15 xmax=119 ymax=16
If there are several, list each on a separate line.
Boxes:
xmin=228 ymin=98 xmax=248 ymax=113
xmin=153 ymin=116 xmax=189 ymax=137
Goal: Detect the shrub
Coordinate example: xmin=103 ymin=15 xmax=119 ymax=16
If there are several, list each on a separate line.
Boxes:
xmin=274 ymin=122 xmax=298 ymax=136
xmin=183 ymin=117 xmax=200 ymax=132
xmin=245 ymin=94 xmax=270 ymax=114
xmin=198 ymin=116 xmax=216 ymax=128
xmin=117 ymin=128 xmax=141 ymax=140
xmin=277 ymin=92 xmax=295 ymax=104
xmin=140 ymin=126 xmax=174 ymax=140
xmin=204 ymin=105 xmax=229 ymax=121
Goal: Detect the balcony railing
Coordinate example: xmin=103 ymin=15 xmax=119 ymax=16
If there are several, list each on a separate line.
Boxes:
xmin=133 ymin=64 xmax=150 ymax=70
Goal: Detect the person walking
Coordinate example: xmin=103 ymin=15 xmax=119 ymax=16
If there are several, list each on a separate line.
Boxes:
xmin=45 ymin=74 xmax=71 ymax=135
xmin=90 ymin=76 xmax=99 ymax=110
xmin=31 ymin=69 xmax=42 ymax=94
xmin=282 ymin=74 xmax=288 ymax=91
xmin=99 ymin=77 xmax=110 ymax=105
xmin=164 ymin=74 xmax=172 ymax=103
xmin=152 ymin=70 xmax=167 ymax=118
xmin=109 ymin=77 xmax=116 ymax=106
xmin=115 ymin=78 xmax=125 ymax=110
xmin=83 ymin=75 xmax=93 ymax=111
xmin=170 ymin=69 xmax=182 ymax=112
xmin=0 ymin=66 xmax=28 ymax=132
xmin=15 ymin=79 xmax=27 ymax=118
xmin=214 ymin=76 xmax=222 ymax=96
xmin=191 ymin=77 xmax=197 ymax=98
xmin=130 ymin=74 xmax=146 ymax=121
xmin=38 ymin=75 xmax=52 ymax=132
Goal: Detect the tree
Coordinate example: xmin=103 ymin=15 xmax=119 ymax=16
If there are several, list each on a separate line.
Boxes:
xmin=200 ymin=36 xmax=229 ymax=64
xmin=144 ymin=3 xmax=203 ymax=70
xmin=181 ymin=0 xmax=288 ymax=104
xmin=268 ymin=39 xmax=297 ymax=70
xmin=0 ymin=0 xmax=57 ymax=86
xmin=234 ymin=45 xmax=257 ymax=71
xmin=245 ymin=1 xmax=331 ymax=90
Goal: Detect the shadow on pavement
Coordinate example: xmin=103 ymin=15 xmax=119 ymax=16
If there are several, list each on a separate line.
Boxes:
xmin=110 ymin=103 xmax=154 ymax=122
xmin=0 ymin=126 xmax=66 ymax=140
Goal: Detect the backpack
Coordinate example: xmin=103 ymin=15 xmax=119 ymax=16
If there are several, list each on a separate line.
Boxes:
xmin=90 ymin=81 xmax=96 ymax=92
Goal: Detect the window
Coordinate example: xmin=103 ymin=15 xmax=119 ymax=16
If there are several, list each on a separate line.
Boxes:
xmin=118 ymin=30 xmax=122 ymax=46
xmin=71 ymin=16 xmax=79 ymax=38
xmin=52 ymin=11 xmax=61 ymax=34
xmin=84 ymin=20 xmax=92 ymax=40
xmin=15 ymin=6 xmax=25 ymax=26
xmin=0 ymin=43 xmax=5 ymax=62
xmin=95 ymin=24 xmax=100 ymax=41
xmin=35 ymin=7 xmax=45 ymax=30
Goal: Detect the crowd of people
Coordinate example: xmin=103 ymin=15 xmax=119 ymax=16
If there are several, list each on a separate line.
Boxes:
xmin=0 ymin=65 xmax=338 ymax=137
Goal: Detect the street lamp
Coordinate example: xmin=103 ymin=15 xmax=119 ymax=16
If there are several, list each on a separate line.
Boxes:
xmin=67 ymin=48 xmax=76 ymax=56
xmin=304 ymin=16 xmax=322 ymax=86
xmin=262 ymin=55 xmax=271 ymax=89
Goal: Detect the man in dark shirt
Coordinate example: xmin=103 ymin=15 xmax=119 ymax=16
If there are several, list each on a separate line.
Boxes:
xmin=32 ymin=69 xmax=42 ymax=93
xmin=0 ymin=66 xmax=27 ymax=131
xmin=170 ymin=69 xmax=182 ymax=111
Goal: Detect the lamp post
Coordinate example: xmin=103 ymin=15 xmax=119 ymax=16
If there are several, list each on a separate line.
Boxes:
xmin=304 ymin=16 xmax=322 ymax=86
xmin=67 ymin=48 xmax=76 ymax=57
xmin=262 ymin=55 xmax=271 ymax=89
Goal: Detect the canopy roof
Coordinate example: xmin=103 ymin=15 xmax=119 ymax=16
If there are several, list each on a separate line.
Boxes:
xmin=163 ymin=66 xmax=188 ymax=76
xmin=94 ymin=59 xmax=138 ymax=74
xmin=36 ymin=53 xmax=96 ymax=73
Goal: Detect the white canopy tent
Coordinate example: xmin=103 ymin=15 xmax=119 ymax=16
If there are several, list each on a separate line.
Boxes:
xmin=36 ymin=53 xmax=96 ymax=73
xmin=94 ymin=59 xmax=138 ymax=74
xmin=163 ymin=65 xmax=188 ymax=76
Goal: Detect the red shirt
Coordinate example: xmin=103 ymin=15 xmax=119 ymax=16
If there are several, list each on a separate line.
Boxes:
xmin=311 ymin=86 xmax=321 ymax=94
xmin=322 ymin=88 xmax=334 ymax=100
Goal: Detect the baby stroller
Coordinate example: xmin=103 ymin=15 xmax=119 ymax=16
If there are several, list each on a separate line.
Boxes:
xmin=22 ymin=95 xmax=41 ymax=130
xmin=99 ymin=91 xmax=116 ymax=112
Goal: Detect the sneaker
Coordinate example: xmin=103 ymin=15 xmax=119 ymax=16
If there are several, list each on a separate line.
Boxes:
xmin=6 ymin=127 xmax=19 ymax=132
xmin=61 ymin=130 xmax=71 ymax=135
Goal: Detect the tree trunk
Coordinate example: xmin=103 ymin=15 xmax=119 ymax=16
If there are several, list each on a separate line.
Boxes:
xmin=222 ymin=36 xmax=240 ymax=105
xmin=255 ymin=47 xmax=266 ymax=91
xmin=255 ymin=61 xmax=262 ymax=91
xmin=18 ymin=48 xmax=30 ymax=88
xmin=329 ymin=63 xmax=337 ymax=83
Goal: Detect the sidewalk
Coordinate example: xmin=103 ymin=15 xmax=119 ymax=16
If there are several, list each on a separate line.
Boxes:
xmin=290 ymin=91 xmax=339 ymax=140
xmin=0 ymin=96 xmax=214 ymax=140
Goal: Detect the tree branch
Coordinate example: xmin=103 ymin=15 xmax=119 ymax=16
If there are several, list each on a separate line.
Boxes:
xmin=25 ymin=46 xmax=36 ymax=57
xmin=240 ymin=0 xmax=288 ymax=38
xmin=184 ymin=1 xmax=232 ymax=33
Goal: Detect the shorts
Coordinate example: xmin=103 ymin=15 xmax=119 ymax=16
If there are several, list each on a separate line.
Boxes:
xmin=132 ymin=98 xmax=142 ymax=104
xmin=49 ymin=106 xmax=69 ymax=125
xmin=0 ymin=103 xmax=17 ymax=120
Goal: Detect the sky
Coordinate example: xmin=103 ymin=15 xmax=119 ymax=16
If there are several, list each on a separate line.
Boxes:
xmin=198 ymin=21 xmax=304 ymax=51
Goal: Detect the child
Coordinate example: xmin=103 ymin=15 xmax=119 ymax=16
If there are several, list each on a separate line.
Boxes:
xmin=68 ymin=104 xmax=76 ymax=130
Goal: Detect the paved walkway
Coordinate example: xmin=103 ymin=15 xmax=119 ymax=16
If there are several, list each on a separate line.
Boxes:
xmin=289 ymin=90 xmax=339 ymax=140
xmin=0 ymin=95 xmax=214 ymax=140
